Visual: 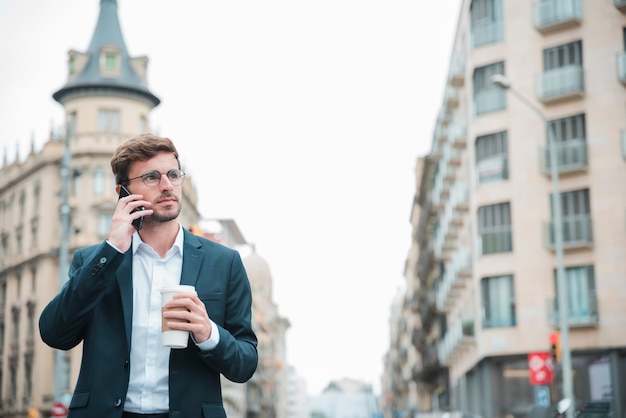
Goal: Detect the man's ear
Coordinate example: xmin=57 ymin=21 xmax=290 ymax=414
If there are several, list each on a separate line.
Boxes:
xmin=115 ymin=184 xmax=121 ymax=195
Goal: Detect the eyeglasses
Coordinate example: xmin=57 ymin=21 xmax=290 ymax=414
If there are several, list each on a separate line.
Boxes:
xmin=125 ymin=169 xmax=186 ymax=187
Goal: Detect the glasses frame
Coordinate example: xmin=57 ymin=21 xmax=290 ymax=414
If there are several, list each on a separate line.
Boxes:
xmin=125 ymin=169 xmax=186 ymax=187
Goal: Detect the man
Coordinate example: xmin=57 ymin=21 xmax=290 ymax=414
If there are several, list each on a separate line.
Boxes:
xmin=39 ymin=133 xmax=258 ymax=418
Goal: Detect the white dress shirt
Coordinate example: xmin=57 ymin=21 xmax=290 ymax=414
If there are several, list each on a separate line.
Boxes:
xmin=116 ymin=225 xmax=219 ymax=413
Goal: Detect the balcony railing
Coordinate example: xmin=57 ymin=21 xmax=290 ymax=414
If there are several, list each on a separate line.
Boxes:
xmin=471 ymin=20 xmax=504 ymax=48
xmin=537 ymin=65 xmax=584 ymax=103
xmin=534 ymin=0 xmax=582 ymax=33
xmin=479 ymin=230 xmax=512 ymax=255
xmin=539 ymin=138 xmax=588 ymax=174
xmin=544 ymin=214 xmax=593 ymax=249
xmin=617 ymin=51 xmax=626 ymax=84
xmin=474 ymin=88 xmax=506 ymax=115
xmin=449 ymin=54 xmax=465 ymax=87
xmin=547 ymin=290 xmax=599 ymax=327
xmin=438 ymin=318 xmax=475 ymax=364
xmin=476 ymin=155 xmax=508 ymax=184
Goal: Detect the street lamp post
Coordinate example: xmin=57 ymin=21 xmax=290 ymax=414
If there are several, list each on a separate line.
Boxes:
xmin=492 ymin=74 xmax=575 ymax=418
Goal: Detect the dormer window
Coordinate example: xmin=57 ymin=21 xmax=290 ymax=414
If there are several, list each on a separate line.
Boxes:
xmin=99 ymin=45 xmax=121 ymax=77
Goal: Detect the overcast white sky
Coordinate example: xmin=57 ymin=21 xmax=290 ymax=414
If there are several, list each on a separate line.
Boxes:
xmin=0 ymin=0 xmax=461 ymax=396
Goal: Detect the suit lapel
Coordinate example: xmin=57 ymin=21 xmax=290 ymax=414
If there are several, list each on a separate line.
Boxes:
xmin=116 ymin=251 xmax=133 ymax=352
xmin=181 ymin=230 xmax=203 ymax=287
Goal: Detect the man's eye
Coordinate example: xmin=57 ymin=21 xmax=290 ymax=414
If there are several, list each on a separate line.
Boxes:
xmin=168 ymin=172 xmax=180 ymax=180
xmin=144 ymin=173 xmax=160 ymax=182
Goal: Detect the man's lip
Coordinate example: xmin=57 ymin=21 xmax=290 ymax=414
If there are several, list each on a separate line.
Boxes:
xmin=158 ymin=198 xmax=176 ymax=204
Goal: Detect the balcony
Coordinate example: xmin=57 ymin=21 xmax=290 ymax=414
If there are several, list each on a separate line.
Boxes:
xmin=476 ymin=155 xmax=508 ymax=185
xmin=617 ymin=51 xmax=626 ymax=84
xmin=543 ymin=214 xmax=593 ymax=249
xmin=534 ymin=0 xmax=582 ymax=33
xmin=474 ymin=88 xmax=506 ymax=115
xmin=472 ymin=20 xmax=504 ymax=48
xmin=438 ymin=319 xmax=475 ymax=365
xmin=537 ymin=65 xmax=585 ymax=103
xmin=547 ymin=290 xmax=599 ymax=327
xmin=615 ymin=0 xmax=626 ymax=13
xmin=449 ymin=54 xmax=465 ymax=88
xmin=414 ymin=342 xmax=443 ymax=383
xmin=444 ymin=87 xmax=460 ymax=110
xmin=539 ymin=138 xmax=588 ymax=175
xmin=451 ymin=122 xmax=467 ymax=149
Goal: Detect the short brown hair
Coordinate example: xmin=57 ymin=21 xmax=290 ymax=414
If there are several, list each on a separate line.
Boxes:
xmin=111 ymin=133 xmax=180 ymax=185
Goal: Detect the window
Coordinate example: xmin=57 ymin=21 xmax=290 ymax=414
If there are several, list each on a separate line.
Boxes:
xmin=475 ymin=131 xmax=508 ymax=184
xmin=473 ymin=62 xmax=506 ymax=115
xmin=98 ymin=214 xmax=112 ymax=237
xmin=544 ymin=41 xmax=583 ymax=70
xmin=99 ymin=46 xmax=121 ymax=76
xmin=546 ymin=114 xmax=587 ymax=170
xmin=93 ymin=167 xmax=105 ymax=196
xmin=554 ymin=265 xmax=597 ymax=324
xmin=550 ymin=188 xmax=592 ymax=245
xmin=470 ymin=0 xmax=504 ymax=47
xmin=478 ymin=202 xmax=512 ymax=254
xmin=98 ymin=109 xmax=120 ymax=133
xmin=540 ymin=41 xmax=584 ymax=99
xmin=482 ymin=274 xmax=516 ymax=328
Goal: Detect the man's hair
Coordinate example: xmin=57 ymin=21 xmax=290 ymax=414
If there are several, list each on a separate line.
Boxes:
xmin=111 ymin=133 xmax=180 ymax=185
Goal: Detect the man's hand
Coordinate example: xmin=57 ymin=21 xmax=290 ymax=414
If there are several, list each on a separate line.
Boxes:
xmin=163 ymin=293 xmax=212 ymax=343
xmin=108 ymin=193 xmax=152 ymax=251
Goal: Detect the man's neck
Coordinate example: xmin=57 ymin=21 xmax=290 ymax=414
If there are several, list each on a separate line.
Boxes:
xmin=137 ymin=221 xmax=180 ymax=258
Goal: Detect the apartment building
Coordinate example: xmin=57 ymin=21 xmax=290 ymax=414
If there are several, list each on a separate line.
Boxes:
xmin=384 ymin=0 xmax=626 ymax=417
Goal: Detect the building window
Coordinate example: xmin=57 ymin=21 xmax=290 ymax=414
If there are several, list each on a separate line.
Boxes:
xmin=473 ymin=62 xmax=506 ymax=115
xmin=93 ymin=167 xmax=105 ymax=196
xmin=30 ymin=218 xmax=38 ymax=249
xmin=481 ymin=274 xmax=516 ymax=328
xmin=540 ymin=40 xmax=584 ymax=100
xmin=98 ymin=109 xmax=120 ymax=133
xmin=554 ymin=265 xmax=597 ymax=324
xmin=470 ymin=0 xmax=504 ymax=48
xmin=478 ymin=202 xmax=512 ymax=254
xmin=476 ymin=131 xmax=508 ymax=184
xmin=15 ymin=226 xmax=22 ymax=255
xmin=544 ymin=40 xmax=583 ymax=70
xmin=550 ymin=188 xmax=592 ymax=245
xmin=545 ymin=114 xmax=587 ymax=171
xmin=99 ymin=46 xmax=121 ymax=76
xmin=98 ymin=214 xmax=112 ymax=237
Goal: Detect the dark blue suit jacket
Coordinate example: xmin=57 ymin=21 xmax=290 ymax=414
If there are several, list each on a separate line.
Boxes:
xmin=39 ymin=229 xmax=258 ymax=418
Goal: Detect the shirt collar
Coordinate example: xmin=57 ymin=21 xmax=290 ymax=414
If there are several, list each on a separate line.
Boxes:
xmin=132 ymin=222 xmax=184 ymax=257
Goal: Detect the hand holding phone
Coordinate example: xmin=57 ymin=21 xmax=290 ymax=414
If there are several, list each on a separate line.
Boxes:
xmin=118 ymin=185 xmax=145 ymax=231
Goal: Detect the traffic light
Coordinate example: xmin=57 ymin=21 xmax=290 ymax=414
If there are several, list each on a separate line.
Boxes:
xmin=549 ymin=332 xmax=562 ymax=362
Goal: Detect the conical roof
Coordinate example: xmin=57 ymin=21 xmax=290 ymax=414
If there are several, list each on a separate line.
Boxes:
xmin=53 ymin=0 xmax=159 ymax=106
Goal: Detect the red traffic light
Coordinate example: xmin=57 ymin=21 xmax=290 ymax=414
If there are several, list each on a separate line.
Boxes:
xmin=549 ymin=332 xmax=559 ymax=345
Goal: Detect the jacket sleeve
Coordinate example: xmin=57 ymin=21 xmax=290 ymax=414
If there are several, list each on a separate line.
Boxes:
xmin=39 ymin=242 xmax=124 ymax=350
xmin=199 ymin=250 xmax=258 ymax=383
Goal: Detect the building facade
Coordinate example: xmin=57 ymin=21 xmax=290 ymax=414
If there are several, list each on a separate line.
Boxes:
xmin=384 ymin=0 xmax=626 ymax=417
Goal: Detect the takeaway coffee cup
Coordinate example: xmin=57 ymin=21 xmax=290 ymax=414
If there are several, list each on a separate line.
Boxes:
xmin=160 ymin=285 xmax=197 ymax=349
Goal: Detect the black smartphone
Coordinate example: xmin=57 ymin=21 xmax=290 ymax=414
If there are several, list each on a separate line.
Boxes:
xmin=118 ymin=185 xmax=144 ymax=231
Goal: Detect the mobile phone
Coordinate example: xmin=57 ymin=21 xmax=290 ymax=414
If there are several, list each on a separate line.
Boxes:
xmin=118 ymin=185 xmax=144 ymax=231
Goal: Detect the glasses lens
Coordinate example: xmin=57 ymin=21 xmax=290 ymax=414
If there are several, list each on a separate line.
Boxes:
xmin=167 ymin=169 xmax=185 ymax=185
xmin=142 ymin=171 xmax=161 ymax=186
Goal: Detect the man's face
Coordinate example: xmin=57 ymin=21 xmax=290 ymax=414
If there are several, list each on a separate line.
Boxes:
xmin=126 ymin=152 xmax=182 ymax=224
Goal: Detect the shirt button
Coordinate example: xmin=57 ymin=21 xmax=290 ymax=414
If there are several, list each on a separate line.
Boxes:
xmin=100 ymin=257 xmax=107 ymax=263
xmin=114 ymin=398 xmax=122 ymax=407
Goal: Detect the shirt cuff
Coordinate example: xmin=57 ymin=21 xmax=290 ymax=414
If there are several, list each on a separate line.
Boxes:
xmin=195 ymin=320 xmax=220 ymax=351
